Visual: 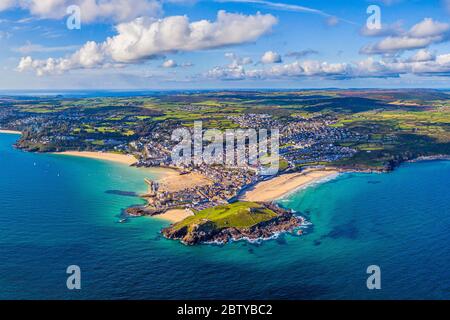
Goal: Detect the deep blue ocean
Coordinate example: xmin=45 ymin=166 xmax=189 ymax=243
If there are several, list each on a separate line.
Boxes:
xmin=1 ymin=133 xmax=449 ymax=299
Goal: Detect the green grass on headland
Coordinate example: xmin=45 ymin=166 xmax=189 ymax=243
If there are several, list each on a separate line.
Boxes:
xmin=172 ymin=202 xmax=277 ymax=231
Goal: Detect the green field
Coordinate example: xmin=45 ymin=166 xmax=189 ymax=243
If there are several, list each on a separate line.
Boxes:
xmin=171 ymin=202 xmax=278 ymax=231
xmin=2 ymin=89 xmax=450 ymax=168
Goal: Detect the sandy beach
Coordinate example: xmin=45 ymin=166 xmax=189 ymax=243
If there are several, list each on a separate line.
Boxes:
xmin=0 ymin=129 xmax=22 ymax=135
xmin=241 ymin=169 xmax=340 ymax=202
xmin=157 ymin=171 xmax=213 ymax=192
xmin=55 ymin=151 xmax=137 ymax=165
xmin=154 ymin=209 xmax=194 ymax=223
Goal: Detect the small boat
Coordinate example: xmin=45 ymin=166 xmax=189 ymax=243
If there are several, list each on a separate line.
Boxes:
xmin=118 ymin=218 xmax=127 ymax=223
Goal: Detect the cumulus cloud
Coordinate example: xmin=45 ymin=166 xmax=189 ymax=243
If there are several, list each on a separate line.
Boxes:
xmin=407 ymin=49 xmax=435 ymax=62
xmin=17 ymin=41 xmax=108 ymax=76
xmin=0 ymin=0 xmax=163 ymax=23
xmin=265 ymin=60 xmax=348 ymax=77
xmin=206 ymin=65 xmax=248 ymax=80
xmin=17 ymin=11 xmax=277 ymax=75
xmin=205 ymin=52 xmax=255 ymax=80
xmin=206 ymin=51 xmax=450 ymax=81
xmin=361 ymin=18 xmax=450 ymax=54
xmin=261 ymin=51 xmax=282 ymax=64
xmin=207 ymin=59 xmax=350 ymax=80
xmin=225 ymin=52 xmax=253 ymax=66
xmin=409 ymin=18 xmax=450 ymax=38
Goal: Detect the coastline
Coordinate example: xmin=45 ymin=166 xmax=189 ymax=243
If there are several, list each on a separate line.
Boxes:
xmin=51 ymin=150 xmax=210 ymax=223
xmin=0 ymin=129 xmax=22 ymax=135
xmin=151 ymin=169 xmax=342 ymax=224
xmin=54 ymin=151 xmax=137 ymax=166
xmin=240 ymin=168 xmax=341 ymax=202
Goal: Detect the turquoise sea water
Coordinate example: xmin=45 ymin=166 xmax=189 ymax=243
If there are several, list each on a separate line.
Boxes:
xmin=0 ymin=133 xmax=449 ymax=300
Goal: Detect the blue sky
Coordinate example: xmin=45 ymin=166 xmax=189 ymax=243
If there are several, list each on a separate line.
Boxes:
xmin=1 ymin=0 xmax=450 ymax=89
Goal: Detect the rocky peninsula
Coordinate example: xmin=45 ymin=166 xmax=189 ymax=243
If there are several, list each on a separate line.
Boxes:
xmin=161 ymin=202 xmax=305 ymax=245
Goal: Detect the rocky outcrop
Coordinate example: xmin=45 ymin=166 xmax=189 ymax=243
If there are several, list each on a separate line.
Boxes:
xmin=125 ymin=206 xmax=163 ymax=217
xmin=162 ymin=209 xmax=304 ymax=245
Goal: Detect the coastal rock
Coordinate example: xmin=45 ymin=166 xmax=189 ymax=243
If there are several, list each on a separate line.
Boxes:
xmin=125 ymin=206 xmax=163 ymax=217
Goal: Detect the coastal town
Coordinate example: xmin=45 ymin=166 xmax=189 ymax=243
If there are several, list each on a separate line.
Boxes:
xmin=1 ymin=89 xmax=450 ymax=243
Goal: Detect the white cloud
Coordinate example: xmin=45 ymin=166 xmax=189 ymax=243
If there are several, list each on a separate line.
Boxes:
xmin=407 ymin=49 xmax=435 ymax=62
xmin=0 ymin=0 xmax=163 ymax=23
xmin=162 ymin=59 xmax=177 ymax=68
xmin=206 ymin=52 xmax=254 ymax=80
xmin=263 ymin=60 xmax=349 ymax=77
xmin=105 ymin=11 xmax=276 ymax=63
xmin=0 ymin=0 xmax=15 ymax=11
xmin=261 ymin=51 xmax=282 ymax=64
xmin=361 ymin=36 xmax=435 ymax=54
xmin=360 ymin=21 xmax=404 ymax=37
xmin=207 ymin=59 xmax=350 ymax=80
xmin=206 ymin=65 xmax=247 ymax=80
xmin=17 ymin=41 xmax=108 ymax=76
xmin=409 ymin=18 xmax=450 ymax=38
xmin=18 ymin=11 xmax=277 ymax=75
xmin=361 ymin=18 xmax=450 ymax=54
xmin=225 ymin=52 xmax=253 ymax=67
xmin=206 ymin=51 xmax=450 ymax=80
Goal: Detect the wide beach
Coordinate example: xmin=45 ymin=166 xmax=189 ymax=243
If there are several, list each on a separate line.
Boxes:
xmin=53 ymin=150 xmax=212 ymax=223
xmin=241 ymin=168 xmax=340 ymax=202
xmin=0 ymin=130 xmax=22 ymax=135
xmin=55 ymin=151 xmax=138 ymax=166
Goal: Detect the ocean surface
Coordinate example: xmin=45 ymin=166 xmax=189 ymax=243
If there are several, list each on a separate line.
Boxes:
xmin=0 ymin=133 xmax=449 ymax=300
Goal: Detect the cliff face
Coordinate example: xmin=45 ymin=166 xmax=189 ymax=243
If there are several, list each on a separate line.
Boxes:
xmin=162 ymin=211 xmax=303 ymax=245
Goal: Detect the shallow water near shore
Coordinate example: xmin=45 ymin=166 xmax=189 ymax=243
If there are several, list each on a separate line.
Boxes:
xmin=1 ymin=133 xmax=450 ymax=299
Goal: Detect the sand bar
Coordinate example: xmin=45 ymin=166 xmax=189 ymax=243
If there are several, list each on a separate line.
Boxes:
xmin=241 ymin=169 xmax=339 ymax=202
xmin=154 ymin=209 xmax=194 ymax=223
xmin=0 ymin=129 xmax=22 ymax=135
xmin=55 ymin=151 xmax=137 ymax=165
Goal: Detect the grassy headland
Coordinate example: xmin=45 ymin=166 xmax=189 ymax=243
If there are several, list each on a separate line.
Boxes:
xmin=162 ymin=201 xmax=302 ymax=245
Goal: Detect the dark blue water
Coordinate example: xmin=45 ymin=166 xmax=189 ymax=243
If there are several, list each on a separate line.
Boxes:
xmin=1 ymin=133 xmax=449 ymax=299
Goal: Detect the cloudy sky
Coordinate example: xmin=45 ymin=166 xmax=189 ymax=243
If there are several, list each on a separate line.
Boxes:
xmin=1 ymin=0 xmax=450 ymax=90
